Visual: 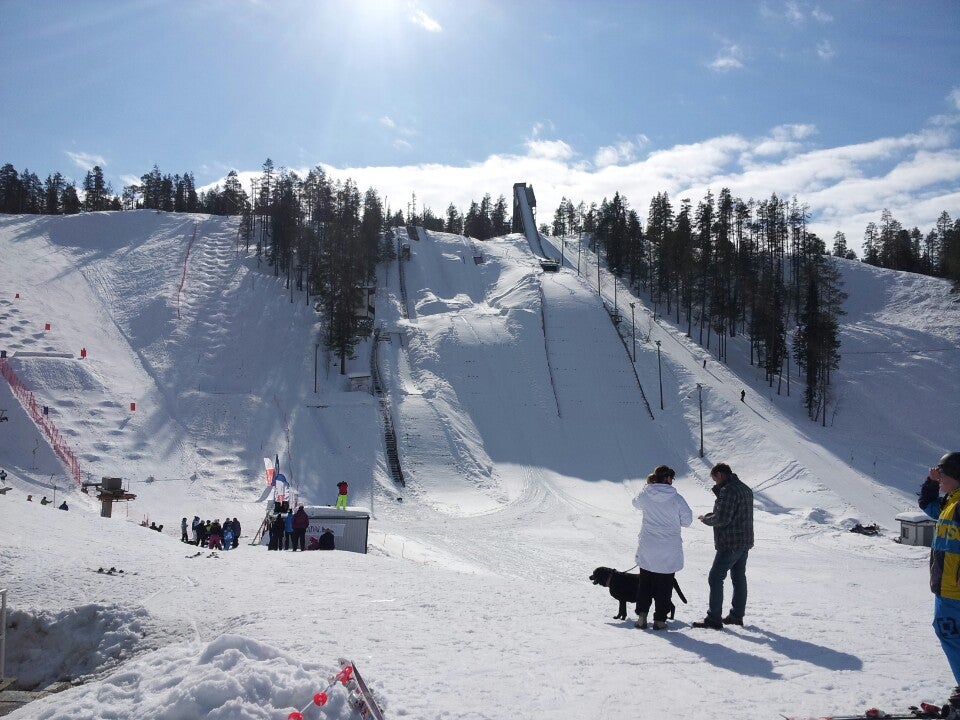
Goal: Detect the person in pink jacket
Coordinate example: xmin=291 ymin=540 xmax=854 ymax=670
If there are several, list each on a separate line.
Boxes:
xmin=632 ymin=465 xmax=693 ymax=630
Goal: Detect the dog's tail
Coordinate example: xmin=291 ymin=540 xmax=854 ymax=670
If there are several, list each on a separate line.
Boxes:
xmin=672 ymin=578 xmax=688 ymax=604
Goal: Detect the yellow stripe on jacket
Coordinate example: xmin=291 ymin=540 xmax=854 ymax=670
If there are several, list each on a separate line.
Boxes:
xmin=931 ymin=489 xmax=960 ymax=599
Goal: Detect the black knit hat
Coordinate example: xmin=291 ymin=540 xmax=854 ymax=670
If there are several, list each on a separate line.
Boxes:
xmin=940 ymin=452 xmax=960 ymax=481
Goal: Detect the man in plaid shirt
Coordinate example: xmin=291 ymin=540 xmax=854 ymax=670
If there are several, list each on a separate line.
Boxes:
xmin=693 ymin=463 xmax=754 ymax=630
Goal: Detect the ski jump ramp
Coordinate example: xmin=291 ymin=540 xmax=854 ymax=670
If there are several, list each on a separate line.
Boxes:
xmin=513 ymin=183 xmax=559 ymax=271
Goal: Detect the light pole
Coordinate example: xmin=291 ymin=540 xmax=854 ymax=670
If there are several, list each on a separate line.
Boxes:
xmin=656 ymin=340 xmax=663 ymax=410
xmin=697 ymin=383 xmax=704 ymax=457
xmin=577 ymin=206 xmax=582 ymax=276
xmin=597 ymin=247 xmax=601 ymax=296
xmin=629 ymin=303 xmax=636 ymax=362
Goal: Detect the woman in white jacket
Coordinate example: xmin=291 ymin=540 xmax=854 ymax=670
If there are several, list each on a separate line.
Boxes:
xmin=632 ymin=465 xmax=693 ymax=630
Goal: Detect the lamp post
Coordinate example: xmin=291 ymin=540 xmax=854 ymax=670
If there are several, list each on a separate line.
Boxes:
xmin=696 ymin=383 xmax=703 ymax=457
xmin=656 ymin=340 xmax=663 ymax=410
xmin=577 ymin=206 xmax=582 ymax=276
xmin=597 ymin=247 xmax=601 ymax=296
xmin=629 ymin=303 xmax=636 ymax=362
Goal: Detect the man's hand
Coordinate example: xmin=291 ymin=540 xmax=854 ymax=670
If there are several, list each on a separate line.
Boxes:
xmin=919 ymin=477 xmax=940 ymax=509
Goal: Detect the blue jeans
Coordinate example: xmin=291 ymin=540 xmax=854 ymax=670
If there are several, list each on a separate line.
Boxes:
xmin=707 ymin=549 xmax=749 ymax=621
xmin=934 ymin=595 xmax=960 ymax=684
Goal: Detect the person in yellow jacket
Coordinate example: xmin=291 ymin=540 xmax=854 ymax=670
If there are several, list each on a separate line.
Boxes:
xmin=919 ymin=451 xmax=960 ymax=713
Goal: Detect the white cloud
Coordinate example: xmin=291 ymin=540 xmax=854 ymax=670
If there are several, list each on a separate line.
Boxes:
xmin=65 ymin=150 xmax=107 ymax=170
xmin=784 ymin=1 xmax=804 ymax=25
xmin=525 ymin=138 xmax=575 ymax=161
xmin=410 ymin=8 xmax=441 ymax=32
xmin=710 ymin=44 xmax=744 ymax=72
xmin=811 ymin=6 xmax=833 ymax=23
xmin=816 ymin=39 xmax=835 ymax=60
xmin=379 ymin=116 xmax=396 ymax=129
xmin=949 ymin=87 xmax=960 ymax=112
xmin=594 ymin=136 xmax=648 ymax=167
xmin=394 ymin=139 xmax=412 ymax=151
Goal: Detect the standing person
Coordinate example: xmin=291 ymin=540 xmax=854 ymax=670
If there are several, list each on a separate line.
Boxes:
xmin=208 ymin=519 xmax=223 ymax=550
xmin=232 ymin=517 xmax=241 ymax=548
xmin=694 ymin=462 xmax=754 ymax=630
xmin=191 ymin=516 xmax=201 ymax=545
xmin=221 ymin=518 xmax=234 ymax=551
xmin=740 ymin=389 xmax=746 ymax=402
xmin=292 ymin=504 xmax=309 ymax=551
xmin=180 ymin=517 xmax=189 ymax=543
xmin=632 ymin=465 xmax=693 ymax=630
xmin=919 ymin=451 xmax=960 ymax=712
xmin=336 ymin=481 xmax=348 ymax=509
xmin=268 ymin=513 xmax=283 ymax=551
xmin=284 ymin=508 xmax=294 ymax=550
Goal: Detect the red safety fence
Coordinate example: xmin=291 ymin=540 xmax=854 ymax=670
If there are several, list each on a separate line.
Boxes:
xmin=0 ymin=358 xmax=83 ymax=487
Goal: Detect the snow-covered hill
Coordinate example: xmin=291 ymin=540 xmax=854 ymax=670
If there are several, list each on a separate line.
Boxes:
xmin=1 ymin=211 xmax=958 ymax=718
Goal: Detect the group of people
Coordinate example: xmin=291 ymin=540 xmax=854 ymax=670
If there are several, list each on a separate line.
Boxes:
xmin=186 ymin=516 xmax=241 ymax=550
xmin=27 ymin=493 xmax=68 ymax=510
xmin=265 ymin=504 xmax=336 ymax=551
xmin=634 ymin=451 xmax=960 ymax=712
xmin=268 ymin=505 xmax=310 ymax=551
xmin=631 ymin=461 xmax=753 ymax=632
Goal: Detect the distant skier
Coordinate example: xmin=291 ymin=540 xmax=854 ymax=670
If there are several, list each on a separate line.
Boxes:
xmin=40 ymin=496 xmax=52 ymax=505
xmin=336 ymin=481 xmax=348 ymax=509
xmin=181 ymin=517 xmax=189 ymax=543
xmin=740 ymin=389 xmax=745 ymax=402
xmin=59 ymin=500 xmax=68 ymax=510
xmin=231 ymin=517 xmax=241 ymax=548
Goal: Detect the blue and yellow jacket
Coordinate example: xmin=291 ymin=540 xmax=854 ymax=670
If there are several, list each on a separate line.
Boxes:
xmin=923 ymin=488 xmax=960 ymax=599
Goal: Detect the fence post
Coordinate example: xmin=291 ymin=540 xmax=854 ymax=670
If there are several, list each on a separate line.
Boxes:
xmin=1 ymin=588 xmax=7 ymax=683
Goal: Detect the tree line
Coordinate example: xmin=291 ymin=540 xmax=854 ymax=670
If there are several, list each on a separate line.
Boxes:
xmin=549 ymin=189 xmax=956 ymax=423
xmin=554 ymin=190 xmax=846 ymax=423
xmin=3 ymin=157 xmax=956 ymax=416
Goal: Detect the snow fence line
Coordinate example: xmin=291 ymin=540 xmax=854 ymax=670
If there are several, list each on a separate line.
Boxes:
xmin=0 ymin=358 xmax=82 ymax=486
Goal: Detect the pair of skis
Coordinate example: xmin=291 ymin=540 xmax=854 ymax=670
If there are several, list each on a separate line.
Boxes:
xmin=287 ymin=660 xmax=384 ymax=720
xmin=783 ymin=702 xmax=951 ymax=719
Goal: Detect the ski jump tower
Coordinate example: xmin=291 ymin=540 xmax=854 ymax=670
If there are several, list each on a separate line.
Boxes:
xmin=512 ymin=183 xmax=559 ymax=271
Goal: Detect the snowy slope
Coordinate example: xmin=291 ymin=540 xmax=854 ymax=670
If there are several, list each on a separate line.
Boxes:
xmin=1 ymin=212 xmax=959 ymax=719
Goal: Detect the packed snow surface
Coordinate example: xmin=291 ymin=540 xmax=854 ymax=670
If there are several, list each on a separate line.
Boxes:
xmin=1 ymin=211 xmax=959 ymax=718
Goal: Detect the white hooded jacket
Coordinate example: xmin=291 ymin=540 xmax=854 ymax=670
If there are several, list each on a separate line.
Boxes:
xmin=632 ymin=483 xmax=693 ymax=573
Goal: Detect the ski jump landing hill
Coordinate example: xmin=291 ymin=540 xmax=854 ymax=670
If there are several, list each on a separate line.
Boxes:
xmin=513 ymin=183 xmax=559 ymax=271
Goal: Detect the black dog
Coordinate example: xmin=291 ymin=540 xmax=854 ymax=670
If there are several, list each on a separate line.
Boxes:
xmin=589 ymin=566 xmax=687 ymax=621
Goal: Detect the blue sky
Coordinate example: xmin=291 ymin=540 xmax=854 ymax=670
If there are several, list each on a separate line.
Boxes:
xmin=1 ymin=0 xmax=958 ymax=251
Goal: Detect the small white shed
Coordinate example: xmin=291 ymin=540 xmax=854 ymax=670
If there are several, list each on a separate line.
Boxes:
xmin=896 ymin=511 xmax=936 ymax=547
xmin=301 ymin=506 xmax=370 ymax=554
